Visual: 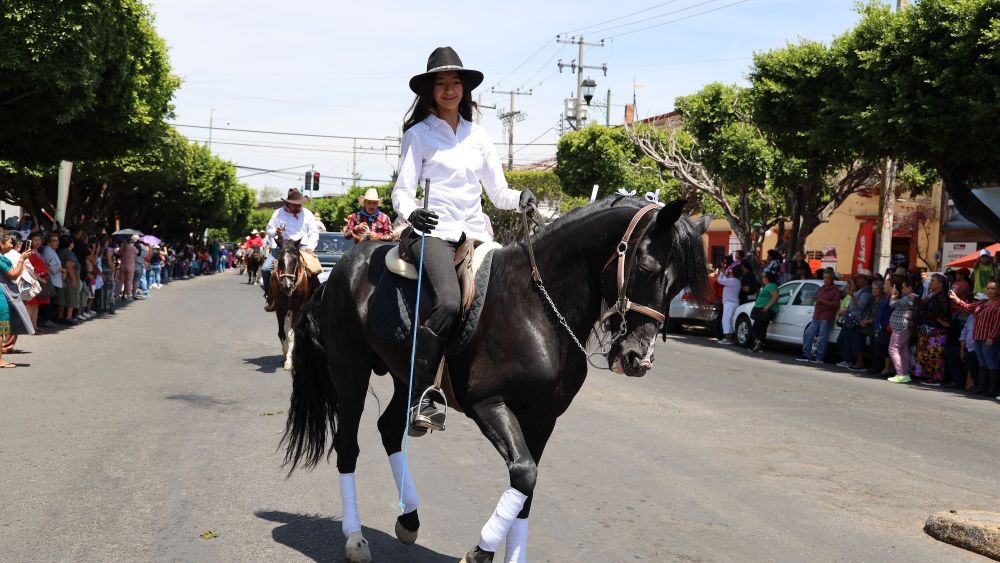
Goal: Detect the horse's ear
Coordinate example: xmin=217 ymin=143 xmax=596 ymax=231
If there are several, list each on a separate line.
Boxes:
xmin=654 ymin=199 xmax=686 ymax=233
xmin=693 ymin=215 xmax=712 ymax=235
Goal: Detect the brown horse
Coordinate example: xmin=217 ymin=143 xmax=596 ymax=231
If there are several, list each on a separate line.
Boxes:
xmin=271 ymin=239 xmax=318 ymax=370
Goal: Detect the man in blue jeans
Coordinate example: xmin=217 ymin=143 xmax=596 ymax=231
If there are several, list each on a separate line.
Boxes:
xmin=798 ymin=268 xmax=842 ymax=363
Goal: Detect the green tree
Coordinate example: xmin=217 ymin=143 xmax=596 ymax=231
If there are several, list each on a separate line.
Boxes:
xmin=749 ymin=38 xmax=881 ymax=255
xmin=555 ymin=125 xmax=675 ymax=200
xmin=833 ymin=0 xmax=1000 ymax=239
xmin=482 ymin=170 xmax=587 ymax=244
xmin=0 ymin=0 xmax=180 ymax=164
xmin=629 ymin=83 xmax=791 ymax=259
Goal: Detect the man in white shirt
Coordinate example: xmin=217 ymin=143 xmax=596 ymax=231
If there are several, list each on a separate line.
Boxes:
xmin=262 ymin=188 xmax=322 ymax=311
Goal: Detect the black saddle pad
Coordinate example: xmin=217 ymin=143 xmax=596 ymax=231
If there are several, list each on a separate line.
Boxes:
xmin=367 ymin=247 xmax=497 ymax=356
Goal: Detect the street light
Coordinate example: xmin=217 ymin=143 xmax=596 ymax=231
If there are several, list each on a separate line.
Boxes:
xmin=582 ymin=77 xmax=597 ymax=105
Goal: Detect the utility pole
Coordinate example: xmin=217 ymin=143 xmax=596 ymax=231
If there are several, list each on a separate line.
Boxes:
xmin=556 ymin=35 xmax=607 ymax=129
xmin=208 ymin=107 xmax=215 ymax=150
xmin=876 ymin=0 xmax=909 ymax=274
xmin=351 ymin=138 xmax=358 ymax=187
xmin=476 ymin=94 xmax=497 ymax=125
xmin=492 ymin=87 xmax=532 ymax=170
xmin=606 ymin=88 xmax=612 ymax=126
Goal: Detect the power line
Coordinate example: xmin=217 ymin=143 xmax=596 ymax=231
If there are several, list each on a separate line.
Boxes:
xmin=490 ymin=38 xmax=558 ymax=89
xmin=587 ymin=0 xmax=727 ymax=37
xmin=518 ymin=43 xmax=566 ymax=91
xmin=171 ymin=123 xmax=397 ymax=142
xmin=601 ymin=0 xmax=752 ymax=39
xmin=563 ymin=0 xmax=686 ymax=35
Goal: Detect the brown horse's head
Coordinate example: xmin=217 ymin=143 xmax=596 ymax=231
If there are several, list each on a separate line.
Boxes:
xmin=276 ymin=238 xmax=304 ymax=297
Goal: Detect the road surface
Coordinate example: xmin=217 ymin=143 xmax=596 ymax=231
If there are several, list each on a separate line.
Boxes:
xmin=2 ymin=272 xmax=997 ymax=561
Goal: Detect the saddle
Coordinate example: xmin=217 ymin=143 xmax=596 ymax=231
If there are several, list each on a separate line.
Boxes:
xmin=367 ymin=231 xmax=501 ymax=356
xmin=385 ymin=228 xmax=500 ymax=316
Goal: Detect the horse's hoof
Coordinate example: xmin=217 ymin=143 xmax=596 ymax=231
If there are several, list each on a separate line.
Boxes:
xmin=394 ymin=511 xmax=419 ymax=545
xmin=460 ymin=546 xmax=494 ymax=563
xmin=345 ymin=531 xmax=372 ymax=563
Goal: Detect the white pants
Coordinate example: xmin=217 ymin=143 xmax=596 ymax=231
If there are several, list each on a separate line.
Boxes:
xmin=721 ymin=300 xmax=739 ymax=335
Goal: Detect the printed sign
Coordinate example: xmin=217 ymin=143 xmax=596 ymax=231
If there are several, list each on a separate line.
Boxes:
xmin=943 ymin=242 xmax=975 ymax=266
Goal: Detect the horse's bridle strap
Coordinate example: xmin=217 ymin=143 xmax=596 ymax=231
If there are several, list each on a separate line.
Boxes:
xmin=602 ymin=204 xmax=665 ymax=325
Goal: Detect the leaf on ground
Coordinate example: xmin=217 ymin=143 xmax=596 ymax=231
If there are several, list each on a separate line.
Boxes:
xmin=200 ymin=530 xmax=219 ymax=540
xmin=260 ymin=410 xmax=284 ymax=416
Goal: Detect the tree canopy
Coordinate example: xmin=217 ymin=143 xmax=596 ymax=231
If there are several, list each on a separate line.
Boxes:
xmin=0 ymin=0 xmax=180 ymax=164
xmin=555 ymin=126 xmax=676 ymax=200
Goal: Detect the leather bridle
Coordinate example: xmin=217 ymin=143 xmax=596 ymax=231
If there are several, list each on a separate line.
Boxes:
xmin=598 ymin=204 xmax=666 ymax=327
xmin=520 ymin=203 xmax=668 ymax=357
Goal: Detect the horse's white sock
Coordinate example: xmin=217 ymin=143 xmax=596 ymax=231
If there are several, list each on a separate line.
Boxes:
xmin=477 ymin=488 xmax=528 ymax=553
xmin=504 ymin=518 xmax=529 ymax=563
xmin=388 ymin=452 xmax=420 ymax=513
xmin=339 ymin=473 xmax=361 ymax=537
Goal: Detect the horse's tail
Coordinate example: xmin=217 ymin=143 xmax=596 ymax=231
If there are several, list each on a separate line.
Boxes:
xmin=280 ymin=283 xmax=337 ymax=475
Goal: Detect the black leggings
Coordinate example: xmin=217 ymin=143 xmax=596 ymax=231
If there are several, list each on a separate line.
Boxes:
xmin=751 ymin=307 xmax=775 ymax=344
xmin=406 ymin=235 xmax=461 ymax=338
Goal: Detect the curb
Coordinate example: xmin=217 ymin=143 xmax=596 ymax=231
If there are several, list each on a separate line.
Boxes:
xmin=924 ymin=510 xmax=1000 ymax=561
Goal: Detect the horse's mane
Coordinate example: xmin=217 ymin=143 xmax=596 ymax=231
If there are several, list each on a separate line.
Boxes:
xmin=535 ymin=195 xmax=708 ymax=295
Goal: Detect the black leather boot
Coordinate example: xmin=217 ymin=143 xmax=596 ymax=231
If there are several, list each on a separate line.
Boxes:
xmin=409 ymin=326 xmax=447 ymax=436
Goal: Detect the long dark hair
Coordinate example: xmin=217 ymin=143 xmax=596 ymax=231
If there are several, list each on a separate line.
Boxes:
xmin=402 ymin=73 xmax=476 ymax=133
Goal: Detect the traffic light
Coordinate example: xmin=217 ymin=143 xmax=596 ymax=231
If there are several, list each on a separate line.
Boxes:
xmin=304 ymin=171 xmax=313 ymax=191
xmin=313 ymin=171 xmax=320 ymax=192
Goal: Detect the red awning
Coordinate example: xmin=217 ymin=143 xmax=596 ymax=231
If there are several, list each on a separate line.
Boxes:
xmin=946 ymin=243 xmax=1000 ymax=268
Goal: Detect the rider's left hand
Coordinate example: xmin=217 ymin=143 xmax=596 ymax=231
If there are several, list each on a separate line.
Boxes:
xmin=519 ymin=189 xmax=537 ymax=215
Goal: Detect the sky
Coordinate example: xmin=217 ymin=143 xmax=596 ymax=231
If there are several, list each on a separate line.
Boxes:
xmin=147 ymin=0 xmax=883 ymax=197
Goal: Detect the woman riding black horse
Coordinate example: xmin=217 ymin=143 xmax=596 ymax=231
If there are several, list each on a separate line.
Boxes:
xmin=393 ymin=46 xmax=536 ymax=434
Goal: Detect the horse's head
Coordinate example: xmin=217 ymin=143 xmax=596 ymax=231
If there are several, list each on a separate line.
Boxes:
xmin=601 ymin=199 xmax=710 ymax=377
xmin=277 ymin=238 xmax=303 ymax=296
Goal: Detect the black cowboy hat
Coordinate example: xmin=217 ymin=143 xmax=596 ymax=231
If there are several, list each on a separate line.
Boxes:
xmin=408 ymin=46 xmax=484 ymax=94
xmin=282 ymin=188 xmax=309 ymax=205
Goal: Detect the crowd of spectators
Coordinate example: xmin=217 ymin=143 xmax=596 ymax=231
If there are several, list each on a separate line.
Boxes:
xmin=709 ymin=246 xmax=1000 ymax=403
xmin=2 ymin=216 xmax=240 ymax=368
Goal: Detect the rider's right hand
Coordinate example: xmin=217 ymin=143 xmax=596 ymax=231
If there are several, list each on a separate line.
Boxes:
xmin=408 ymin=209 xmax=438 ymax=234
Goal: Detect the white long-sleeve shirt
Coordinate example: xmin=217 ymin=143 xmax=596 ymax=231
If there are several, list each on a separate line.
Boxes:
xmin=717 ymin=273 xmax=742 ymax=303
xmin=392 ymin=114 xmax=521 ymax=242
xmin=266 ymin=206 xmax=319 ymax=250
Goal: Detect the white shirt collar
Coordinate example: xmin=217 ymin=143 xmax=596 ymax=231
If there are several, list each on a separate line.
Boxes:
xmin=426 ymin=113 xmax=469 ymax=134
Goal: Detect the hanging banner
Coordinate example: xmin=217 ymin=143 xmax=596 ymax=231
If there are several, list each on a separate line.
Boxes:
xmin=852 ymin=220 xmax=875 ymax=274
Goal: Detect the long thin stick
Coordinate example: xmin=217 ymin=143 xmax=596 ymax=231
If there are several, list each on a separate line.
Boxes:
xmin=398 ymin=178 xmax=430 ymax=512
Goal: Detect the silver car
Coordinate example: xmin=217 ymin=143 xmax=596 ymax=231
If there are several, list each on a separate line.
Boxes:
xmin=733 ymin=279 xmax=846 ymax=348
xmin=666 ymin=288 xmax=721 ymax=335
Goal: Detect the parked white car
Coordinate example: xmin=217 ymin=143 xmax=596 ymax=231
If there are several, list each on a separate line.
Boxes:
xmin=733 ymin=279 xmax=847 ymax=349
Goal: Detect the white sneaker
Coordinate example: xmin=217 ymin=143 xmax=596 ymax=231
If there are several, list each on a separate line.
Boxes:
xmin=717 ymin=339 xmax=733 ymax=345
xmin=835 ymin=361 xmax=851 ymax=368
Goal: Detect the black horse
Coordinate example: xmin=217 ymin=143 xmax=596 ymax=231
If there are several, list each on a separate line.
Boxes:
xmin=281 ymin=196 xmax=709 ymax=562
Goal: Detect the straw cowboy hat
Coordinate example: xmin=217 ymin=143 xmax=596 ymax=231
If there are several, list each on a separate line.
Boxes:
xmin=409 ymin=46 xmax=484 ymax=94
xmin=855 ymin=268 xmax=873 ymax=279
xmin=357 ymin=188 xmax=382 ymax=206
xmin=282 ymin=188 xmax=309 ymax=205
xmin=251 ymin=229 xmax=259 ymax=235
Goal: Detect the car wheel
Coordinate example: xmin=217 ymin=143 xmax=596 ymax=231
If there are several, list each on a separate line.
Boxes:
xmin=735 ymin=315 xmax=754 ymax=348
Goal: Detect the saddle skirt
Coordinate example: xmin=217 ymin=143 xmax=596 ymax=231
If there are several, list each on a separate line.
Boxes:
xmin=367 ymin=240 xmax=501 ymax=356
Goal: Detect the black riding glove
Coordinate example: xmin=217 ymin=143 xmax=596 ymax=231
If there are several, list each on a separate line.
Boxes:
xmin=408 ymin=208 xmax=439 ymax=234
xmin=519 ymin=189 xmax=538 ymax=215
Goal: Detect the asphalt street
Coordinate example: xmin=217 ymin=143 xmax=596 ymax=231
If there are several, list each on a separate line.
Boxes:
xmin=2 ymin=272 xmax=998 ymax=562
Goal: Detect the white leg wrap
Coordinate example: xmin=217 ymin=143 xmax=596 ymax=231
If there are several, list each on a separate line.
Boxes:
xmin=504 ymin=518 xmax=529 ymax=563
xmin=339 ymin=473 xmax=362 ymax=537
xmin=388 ymin=452 xmax=420 ymax=513
xmin=478 ymin=488 xmax=528 ymax=553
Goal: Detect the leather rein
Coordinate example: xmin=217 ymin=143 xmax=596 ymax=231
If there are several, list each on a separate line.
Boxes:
xmin=521 ymin=203 xmax=666 ymax=356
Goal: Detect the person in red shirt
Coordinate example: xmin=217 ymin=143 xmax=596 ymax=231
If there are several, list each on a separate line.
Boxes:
xmin=343 ymin=188 xmax=394 ymax=242
xmin=799 ymin=268 xmax=842 ymax=363
xmin=950 ymin=281 xmax=1000 ymax=398
xmin=246 ymin=230 xmax=264 ymax=249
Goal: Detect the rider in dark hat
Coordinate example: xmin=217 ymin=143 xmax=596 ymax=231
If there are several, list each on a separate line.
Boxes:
xmin=393 ymin=46 xmax=537 ymax=436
